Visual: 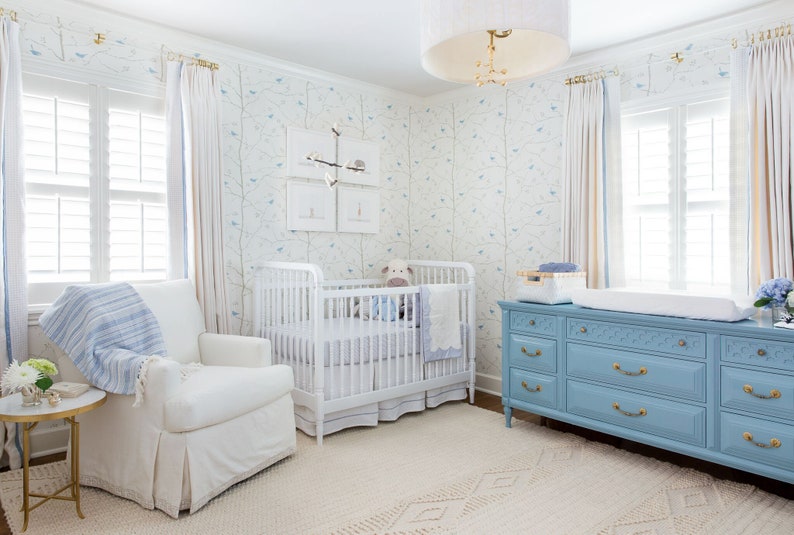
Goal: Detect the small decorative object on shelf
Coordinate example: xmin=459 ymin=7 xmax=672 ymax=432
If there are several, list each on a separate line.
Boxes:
xmin=1 ymin=358 xmax=59 ymax=407
xmin=753 ymin=277 xmax=794 ymax=322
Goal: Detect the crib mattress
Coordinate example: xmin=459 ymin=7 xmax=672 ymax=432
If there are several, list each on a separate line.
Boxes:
xmin=264 ymin=317 xmax=422 ymax=366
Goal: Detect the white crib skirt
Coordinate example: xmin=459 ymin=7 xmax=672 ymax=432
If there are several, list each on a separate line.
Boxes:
xmin=426 ymin=383 xmax=468 ymax=407
xmin=294 ymin=403 xmax=379 ymax=437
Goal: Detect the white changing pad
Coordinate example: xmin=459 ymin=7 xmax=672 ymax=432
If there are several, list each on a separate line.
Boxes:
xmin=570 ymin=288 xmax=757 ymax=322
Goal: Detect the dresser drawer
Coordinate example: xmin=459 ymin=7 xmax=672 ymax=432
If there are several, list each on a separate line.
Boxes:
xmin=510 ymin=310 xmax=556 ymax=336
xmin=508 ymin=334 xmax=556 ymax=373
xmin=567 ymin=343 xmax=706 ymax=402
xmin=721 ymin=366 xmax=794 ymax=420
xmin=509 ymin=368 xmax=557 ymax=410
xmin=566 ymin=319 xmax=706 ymax=358
xmin=567 ymin=380 xmax=706 ymax=446
xmin=721 ymin=412 xmax=794 ymax=471
xmin=722 ymin=336 xmax=794 ymax=371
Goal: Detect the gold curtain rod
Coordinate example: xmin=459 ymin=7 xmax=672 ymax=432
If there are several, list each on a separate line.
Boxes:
xmin=564 ymin=67 xmax=619 ymax=86
xmin=732 ymin=23 xmax=791 ymax=49
xmin=0 ymin=8 xmax=17 ymax=21
xmin=167 ymin=52 xmax=219 ymax=71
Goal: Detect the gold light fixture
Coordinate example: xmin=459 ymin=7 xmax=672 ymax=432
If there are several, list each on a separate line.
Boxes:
xmin=420 ymin=0 xmax=571 ymax=87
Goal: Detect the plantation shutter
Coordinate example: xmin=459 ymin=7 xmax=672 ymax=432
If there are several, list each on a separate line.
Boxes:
xmin=22 ymin=74 xmax=167 ymax=306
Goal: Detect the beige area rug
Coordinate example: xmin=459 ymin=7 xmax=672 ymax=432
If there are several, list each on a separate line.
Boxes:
xmin=1 ymin=403 xmax=793 ymax=534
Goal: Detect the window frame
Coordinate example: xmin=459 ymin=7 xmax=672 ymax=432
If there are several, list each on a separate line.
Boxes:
xmin=22 ymin=70 xmax=168 ymax=312
xmin=619 ymin=88 xmax=732 ymax=293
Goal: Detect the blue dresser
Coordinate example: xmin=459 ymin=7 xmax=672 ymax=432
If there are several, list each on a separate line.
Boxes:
xmin=499 ymin=300 xmax=794 ymax=484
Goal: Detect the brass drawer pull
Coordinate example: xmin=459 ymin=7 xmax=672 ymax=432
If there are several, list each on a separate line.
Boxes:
xmin=579 ymin=326 xmax=587 ymax=333
xmin=678 ymin=339 xmax=686 ymax=347
xmin=521 ymin=346 xmax=542 ymax=357
xmin=528 ymin=319 xmax=535 ymax=326
xmin=521 ymin=381 xmax=542 ymax=393
xmin=757 ymin=349 xmax=766 ymax=356
xmin=743 ymin=384 xmax=781 ymax=399
xmin=742 ymin=432 xmax=781 ymax=448
xmin=613 ymin=362 xmax=647 ymax=376
xmin=611 ymin=402 xmax=647 ymax=417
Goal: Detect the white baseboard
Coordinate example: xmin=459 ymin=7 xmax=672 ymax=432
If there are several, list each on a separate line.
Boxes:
xmin=474 ymin=373 xmax=501 ymax=397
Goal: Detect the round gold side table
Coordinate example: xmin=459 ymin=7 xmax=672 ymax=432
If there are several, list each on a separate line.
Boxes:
xmin=0 ymin=387 xmax=106 ymax=532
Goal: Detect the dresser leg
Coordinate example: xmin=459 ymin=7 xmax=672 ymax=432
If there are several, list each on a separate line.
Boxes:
xmin=504 ymin=406 xmax=512 ymax=428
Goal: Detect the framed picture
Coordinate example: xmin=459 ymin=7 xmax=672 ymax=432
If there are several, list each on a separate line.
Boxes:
xmin=337 ymin=186 xmax=380 ymax=233
xmin=286 ymin=126 xmax=335 ymax=180
xmin=338 ymin=137 xmax=379 ymax=187
xmin=286 ymin=181 xmax=336 ymax=232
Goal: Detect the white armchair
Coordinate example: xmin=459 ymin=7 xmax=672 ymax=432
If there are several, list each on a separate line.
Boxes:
xmin=51 ymin=280 xmax=296 ymax=518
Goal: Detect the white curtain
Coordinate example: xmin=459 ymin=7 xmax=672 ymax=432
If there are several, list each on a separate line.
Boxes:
xmin=0 ymin=15 xmax=25 ymax=469
xmin=561 ymin=76 xmax=624 ymax=289
xmin=165 ymin=61 xmax=230 ymax=334
xmin=729 ymin=47 xmax=751 ymax=296
xmin=745 ymin=36 xmax=794 ymax=285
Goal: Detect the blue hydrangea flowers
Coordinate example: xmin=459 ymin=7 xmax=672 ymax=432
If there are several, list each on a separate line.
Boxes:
xmin=754 ymin=277 xmax=794 ymax=308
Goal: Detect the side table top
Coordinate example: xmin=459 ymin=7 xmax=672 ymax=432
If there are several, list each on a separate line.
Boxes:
xmin=0 ymin=387 xmax=106 ymax=423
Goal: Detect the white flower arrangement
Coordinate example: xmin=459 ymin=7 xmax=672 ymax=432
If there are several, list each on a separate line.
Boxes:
xmin=1 ymin=358 xmax=59 ymax=395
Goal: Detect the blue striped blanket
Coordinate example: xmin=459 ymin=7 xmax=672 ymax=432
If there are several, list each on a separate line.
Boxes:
xmin=39 ymin=282 xmax=166 ymax=395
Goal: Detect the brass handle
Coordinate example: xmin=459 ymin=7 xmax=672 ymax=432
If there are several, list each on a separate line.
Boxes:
xmin=678 ymin=339 xmax=686 ymax=347
xmin=521 ymin=381 xmax=542 ymax=393
xmin=612 ymin=362 xmax=647 ymax=376
xmin=757 ymin=349 xmax=766 ymax=356
xmin=742 ymin=432 xmax=781 ymax=448
xmin=612 ymin=402 xmax=647 ymax=417
xmin=743 ymin=384 xmax=782 ymax=399
xmin=521 ymin=346 xmax=542 ymax=357
xmin=580 ymin=326 xmax=587 ymax=333
xmin=528 ymin=319 xmax=535 ymax=326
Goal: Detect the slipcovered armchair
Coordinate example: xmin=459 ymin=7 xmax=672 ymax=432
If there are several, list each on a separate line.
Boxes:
xmin=45 ymin=280 xmax=296 ymax=518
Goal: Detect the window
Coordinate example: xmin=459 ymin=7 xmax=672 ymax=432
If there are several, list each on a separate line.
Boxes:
xmin=620 ymin=96 xmax=731 ymax=294
xmin=22 ymin=74 xmax=168 ymax=306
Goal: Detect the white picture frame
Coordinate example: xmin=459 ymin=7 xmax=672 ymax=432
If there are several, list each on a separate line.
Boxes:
xmin=286 ymin=126 xmax=335 ymax=180
xmin=286 ymin=181 xmax=336 ymax=232
xmin=337 ymin=186 xmax=380 ymax=234
xmin=338 ymin=137 xmax=379 ymax=187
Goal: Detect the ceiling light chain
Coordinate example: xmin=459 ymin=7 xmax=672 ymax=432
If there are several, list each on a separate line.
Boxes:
xmin=474 ymin=30 xmax=512 ymax=87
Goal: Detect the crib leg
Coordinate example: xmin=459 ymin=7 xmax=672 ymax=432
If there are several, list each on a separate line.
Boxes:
xmin=468 ymin=385 xmax=475 ymax=404
xmin=316 ymin=422 xmax=324 ymax=446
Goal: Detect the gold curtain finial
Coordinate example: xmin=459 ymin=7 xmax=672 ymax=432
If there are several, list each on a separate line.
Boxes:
xmin=94 ymin=33 xmax=106 ymax=45
xmin=564 ymin=67 xmax=620 ymax=86
xmin=670 ymin=52 xmax=684 ymax=63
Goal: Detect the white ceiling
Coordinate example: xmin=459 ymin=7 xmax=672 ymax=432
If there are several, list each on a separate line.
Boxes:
xmin=71 ymin=0 xmax=776 ymax=96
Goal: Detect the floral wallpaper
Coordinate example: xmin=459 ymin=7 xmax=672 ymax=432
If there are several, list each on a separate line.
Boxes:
xmin=15 ymin=0 xmax=790 ymax=386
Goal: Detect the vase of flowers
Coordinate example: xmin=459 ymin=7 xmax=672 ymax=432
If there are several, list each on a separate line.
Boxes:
xmin=754 ymin=277 xmax=794 ymax=322
xmin=1 ymin=358 xmax=59 ymax=407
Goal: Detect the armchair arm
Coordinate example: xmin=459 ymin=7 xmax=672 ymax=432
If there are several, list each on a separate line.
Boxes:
xmin=198 ymin=332 xmax=272 ymax=367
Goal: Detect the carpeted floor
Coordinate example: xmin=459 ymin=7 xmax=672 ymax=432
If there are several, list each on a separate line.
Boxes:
xmin=1 ymin=402 xmax=793 ymax=534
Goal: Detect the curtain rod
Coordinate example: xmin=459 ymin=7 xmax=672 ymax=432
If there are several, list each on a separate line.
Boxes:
xmin=731 ymin=22 xmax=791 ymax=49
xmin=564 ymin=67 xmax=619 ymax=86
xmin=167 ymin=52 xmax=219 ymax=71
xmin=0 ymin=8 xmax=17 ymax=21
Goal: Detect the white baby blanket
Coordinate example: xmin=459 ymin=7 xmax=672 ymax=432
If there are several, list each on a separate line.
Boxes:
xmin=420 ymin=284 xmax=462 ymax=362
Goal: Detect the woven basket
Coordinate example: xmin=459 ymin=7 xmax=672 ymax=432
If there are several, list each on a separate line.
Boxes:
xmin=514 ymin=270 xmax=587 ymax=304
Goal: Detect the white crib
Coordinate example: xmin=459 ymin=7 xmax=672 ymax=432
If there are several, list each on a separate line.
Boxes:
xmin=254 ymin=260 xmax=476 ymax=444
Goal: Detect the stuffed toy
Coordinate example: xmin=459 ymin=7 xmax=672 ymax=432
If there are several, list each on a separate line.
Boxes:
xmin=356 ymin=259 xmax=416 ymax=321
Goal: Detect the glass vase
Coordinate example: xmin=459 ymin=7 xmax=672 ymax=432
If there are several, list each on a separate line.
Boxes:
xmin=771 ymin=304 xmax=791 ymax=322
xmin=20 ymin=386 xmax=42 ymax=407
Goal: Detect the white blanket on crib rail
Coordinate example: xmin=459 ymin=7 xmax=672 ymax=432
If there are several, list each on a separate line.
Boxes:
xmin=420 ymin=284 xmax=462 ymax=362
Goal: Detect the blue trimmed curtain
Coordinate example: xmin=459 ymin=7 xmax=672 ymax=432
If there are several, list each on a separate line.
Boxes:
xmin=0 ymin=14 xmax=26 ymax=469
xmin=561 ymin=76 xmax=624 ymax=289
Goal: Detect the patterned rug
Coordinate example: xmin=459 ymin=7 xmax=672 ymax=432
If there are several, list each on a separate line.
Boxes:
xmin=1 ymin=403 xmax=792 ymax=534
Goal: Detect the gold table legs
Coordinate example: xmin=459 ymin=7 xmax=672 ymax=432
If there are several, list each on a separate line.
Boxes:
xmin=20 ymin=416 xmax=82 ymax=531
